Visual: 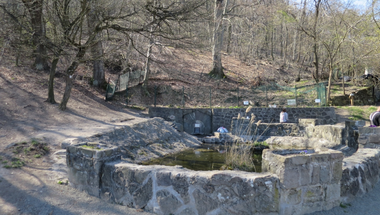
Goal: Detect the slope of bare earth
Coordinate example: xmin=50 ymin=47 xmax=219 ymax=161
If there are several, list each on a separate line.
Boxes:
xmin=0 ymin=55 xmax=155 ymax=214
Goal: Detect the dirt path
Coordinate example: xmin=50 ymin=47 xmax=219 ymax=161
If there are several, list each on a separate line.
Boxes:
xmin=0 ymin=114 xmax=156 ymax=215
xmin=334 ymin=108 xmax=351 ymax=123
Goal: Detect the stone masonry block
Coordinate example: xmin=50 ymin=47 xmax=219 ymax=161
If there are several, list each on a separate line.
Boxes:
xmin=325 ymin=184 xmax=340 ymax=202
xmin=299 ymin=165 xmax=311 ymax=186
xmin=320 ymin=164 xmax=331 ymax=183
xmin=358 ymin=136 xmax=368 ymax=145
xmin=331 ymin=161 xmax=343 ymax=183
xmin=303 ymin=185 xmax=324 ymax=203
xmin=369 ymin=134 xmax=380 ymax=143
xmin=292 ymin=156 xmax=309 ymax=165
xmin=311 ymin=164 xmax=320 ymax=185
xmin=283 ymin=189 xmax=302 ymax=205
xmin=282 ymin=167 xmax=300 ymax=189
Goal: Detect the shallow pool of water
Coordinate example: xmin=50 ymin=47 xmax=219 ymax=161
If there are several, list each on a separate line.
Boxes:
xmin=141 ymin=148 xmax=262 ymax=172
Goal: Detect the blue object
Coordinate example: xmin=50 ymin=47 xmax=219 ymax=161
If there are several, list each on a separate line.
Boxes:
xmin=217 ymin=127 xmax=228 ymax=133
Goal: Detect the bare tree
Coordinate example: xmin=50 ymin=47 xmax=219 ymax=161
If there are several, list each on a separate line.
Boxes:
xmin=21 ymin=0 xmax=49 ymax=71
xmin=209 ymin=0 xmax=227 ymax=79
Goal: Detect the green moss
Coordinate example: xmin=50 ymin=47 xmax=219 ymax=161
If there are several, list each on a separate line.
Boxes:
xmin=80 ymin=145 xmax=101 ymax=150
xmin=306 ymin=191 xmax=314 ymax=197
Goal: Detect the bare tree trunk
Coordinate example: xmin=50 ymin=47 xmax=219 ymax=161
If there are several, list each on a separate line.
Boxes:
xmin=46 ymin=57 xmax=59 ymax=104
xmin=327 ymin=63 xmax=333 ymax=104
xmin=209 ymin=0 xmax=227 ymax=79
xmin=59 ymin=75 xmax=74 ymax=110
xmin=342 ymin=66 xmax=346 ymax=96
xmin=226 ymin=21 xmax=232 ymax=54
xmin=59 ymin=48 xmax=86 ymax=110
xmin=142 ymin=38 xmax=153 ymax=93
xmin=87 ymin=0 xmax=105 ymax=87
xmin=22 ymin=0 xmax=49 ymax=71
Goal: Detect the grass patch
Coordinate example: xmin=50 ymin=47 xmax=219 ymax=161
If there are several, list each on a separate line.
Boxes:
xmin=2 ymin=139 xmax=51 ymax=168
xmin=254 ymin=141 xmax=269 ymax=148
xmin=336 ymin=106 xmax=377 ymax=121
xmin=31 ymin=139 xmax=40 ymax=146
xmin=10 ymin=158 xmax=24 ymax=168
xmin=340 ymin=203 xmax=351 ymax=208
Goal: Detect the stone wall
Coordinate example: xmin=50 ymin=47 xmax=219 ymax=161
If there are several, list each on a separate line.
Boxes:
xmin=66 ymin=144 xmax=121 ymax=197
xmin=341 ymin=149 xmax=380 ymax=203
xmin=330 ymin=86 xmax=375 ymax=106
xmin=212 ymin=108 xmax=336 ymax=131
xmin=100 ymin=163 xmax=280 ymax=215
xmin=231 ymin=118 xmax=301 ymax=137
xmin=149 ymin=107 xmax=336 ymax=134
xmin=63 ymin=118 xmax=202 ymax=164
xmin=229 ymin=118 xmax=358 ymax=149
xmin=358 ymin=127 xmax=380 ymax=148
xmin=67 ymin=139 xmax=378 ymax=215
xmin=262 ymin=149 xmax=343 ymax=215
xmin=304 ymin=125 xmax=344 ymax=145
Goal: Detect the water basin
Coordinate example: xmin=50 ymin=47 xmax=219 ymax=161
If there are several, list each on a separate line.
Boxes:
xmin=141 ymin=147 xmax=262 ymax=172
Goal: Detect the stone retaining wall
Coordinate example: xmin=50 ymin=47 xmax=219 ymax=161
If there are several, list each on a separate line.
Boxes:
xmin=149 ymin=107 xmax=336 ymax=134
xmin=100 ymin=163 xmax=280 ymax=215
xmin=66 ymin=143 xmax=351 ymax=215
xmin=341 ymin=149 xmax=380 ymax=203
xmin=230 ymin=118 xmax=358 ymax=149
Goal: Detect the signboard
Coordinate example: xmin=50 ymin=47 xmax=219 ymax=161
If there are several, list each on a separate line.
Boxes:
xmin=243 ymin=101 xmax=249 ymax=106
xmin=287 ymin=99 xmax=296 ymax=106
xmin=315 ymin=99 xmax=321 ymax=103
xmin=194 ymin=123 xmax=201 ymax=128
xmin=269 ymin=104 xmax=277 ymax=108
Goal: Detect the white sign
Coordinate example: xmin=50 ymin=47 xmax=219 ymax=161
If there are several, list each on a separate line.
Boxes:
xmin=287 ymin=99 xmax=296 ymax=106
xmin=195 ymin=123 xmax=201 ymax=128
xmin=243 ymin=101 xmax=249 ymax=106
xmin=269 ymin=105 xmax=277 ymax=108
xmin=315 ymin=99 xmax=321 ymax=103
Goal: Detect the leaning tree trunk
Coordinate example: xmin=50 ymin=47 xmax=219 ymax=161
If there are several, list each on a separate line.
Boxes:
xmin=87 ymin=0 xmax=105 ymax=87
xmin=209 ymin=0 xmax=227 ymax=79
xmin=59 ymin=48 xmax=85 ymax=110
xmin=326 ymin=64 xmax=333 ymax=104
xmin=22 ymin=0 xmax=49 ymax=71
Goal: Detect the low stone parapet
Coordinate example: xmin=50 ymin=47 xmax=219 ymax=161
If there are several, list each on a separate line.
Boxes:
xmin=231 ymin=118 xmax=301 ymax=136
xmin=304 ymin=124 xmax=345 ymax=145
xmin=358 ymin=127 xmax=380 ymax=148
xmin=100 ymin=162 xmax=280 ymax=215
xmin=265 ymin=136 xmax=342 ymax=149
xmin=66 ymin=143 xmax=121 ymax=197
xmin=262 ymin=149 xmax=343 ymax=215
xmin=341 ymin=149 xmax=380 ymax=203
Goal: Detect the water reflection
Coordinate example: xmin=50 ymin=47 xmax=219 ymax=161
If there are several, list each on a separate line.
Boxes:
xmin=141 ymin=147 xmax=262 ymax=172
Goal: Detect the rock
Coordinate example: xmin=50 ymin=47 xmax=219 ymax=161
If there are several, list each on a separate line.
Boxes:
xmin=193 ymin=189 xmax=218 ymax=215
xmin=133 ymin=178 xmax=153 ymax=209
xmin=61 ymin=138 xmax=80 ymax=149
xmin=156 ymin=190 xmax=182 ymax=215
